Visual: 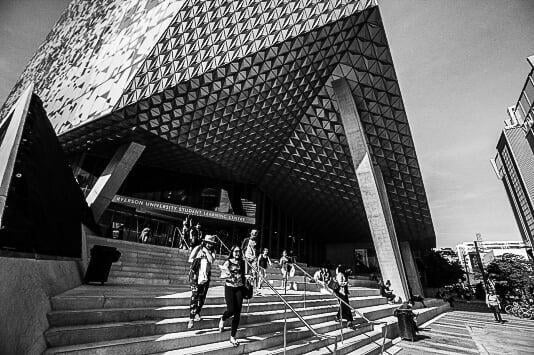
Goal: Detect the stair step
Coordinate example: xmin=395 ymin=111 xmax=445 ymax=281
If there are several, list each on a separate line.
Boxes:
xmin=45 ymin=306 xmax=348 ymax=348
xmin=250 ymin=324 xmax=378 ymax=355
xmin=45 ymin=311 xmax=360 ymax=354
xmin=50 ymin=290 xmax=338 ymax=311
xmin=348 ymin=338 xmax=394 ymax=355
xmin=151 ymin=320 xmax=346 ymax=355
xmin=48 ymin=297 xmax=353 ymax=326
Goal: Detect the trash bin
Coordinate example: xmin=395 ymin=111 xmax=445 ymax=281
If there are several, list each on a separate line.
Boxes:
xmin=394 ymin=308 xmax=417 ymax=341
xmin=84 ymin=245 xmax=121 ymax=285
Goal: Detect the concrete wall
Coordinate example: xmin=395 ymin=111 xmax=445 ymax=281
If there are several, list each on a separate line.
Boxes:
xmin=0 ymin=257 xmax=82 ymax=355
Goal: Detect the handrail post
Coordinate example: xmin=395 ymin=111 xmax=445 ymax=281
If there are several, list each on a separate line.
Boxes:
xmin=283 ymin=264 xmax=288 ymax=354
xmin=304 ymin=275 xmax=308 ymax=309
xmin=338 ymin=299 xmax=344 ymax=343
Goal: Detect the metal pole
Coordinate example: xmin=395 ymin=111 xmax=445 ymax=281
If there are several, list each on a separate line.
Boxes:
xmin=284 ymin=268 xmax=288 ymax=354
xmin=338 ymin=299 xmax=344 ymax=343
xmin=474 ymin=240 xmax=489 ymax=291
xmin=304 ymin=276 xmax=308 ymax=309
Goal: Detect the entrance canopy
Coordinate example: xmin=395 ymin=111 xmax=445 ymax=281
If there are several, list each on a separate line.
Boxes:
xmin=1 ymin=1 xmax=435 ymax=248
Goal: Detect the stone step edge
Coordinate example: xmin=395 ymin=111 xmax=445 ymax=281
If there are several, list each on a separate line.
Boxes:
xmin=147 ymin=319 xmax=361 ymax=355
xmin=45 ymin=308 xmax=343 ymax=348
xmin=44 ymin=311 xmax=349 ymax=354
xmin=49 ymin=295 xmax=383 ymax=314
xmin=47 ymin=298 xmax=354 ymax=321
xmin=251 ymin=324 xmax=383 ymax=355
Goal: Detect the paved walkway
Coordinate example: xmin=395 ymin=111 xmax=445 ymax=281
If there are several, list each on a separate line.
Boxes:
xmin=396 ymin=310 xmax=534 ymax=354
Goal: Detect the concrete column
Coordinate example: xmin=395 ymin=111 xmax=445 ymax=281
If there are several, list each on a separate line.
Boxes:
xmin=86 ymin=142 xmax=145 ymax=221
xmin=400 ymin=241 xmax=424 ymax=297
xmin=0 ymin=84 xmax=34 ymax=224
xmin=333 ymin=78 xmax=411 ymax=301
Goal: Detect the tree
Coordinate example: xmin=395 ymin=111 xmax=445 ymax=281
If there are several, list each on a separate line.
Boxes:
xmin=486 ymin=253 xmax=534 ymax=299
xmin=419 ymin=250 xmax=465 ymax=288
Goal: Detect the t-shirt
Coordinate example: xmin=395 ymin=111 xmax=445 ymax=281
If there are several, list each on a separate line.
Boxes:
xmin=243 ymin=238 xmax=257 ymax=260
xmin=487 ymin=294 xmax=500 ymax=307
xmin=258 ymin=254 xmax=269 ymax=269
xmin=224 ymin=258 xmax=245 ymax=288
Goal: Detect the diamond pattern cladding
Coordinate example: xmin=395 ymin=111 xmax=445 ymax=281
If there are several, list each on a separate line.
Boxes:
xmin=60 ymin=7 xmax=434 ymax=243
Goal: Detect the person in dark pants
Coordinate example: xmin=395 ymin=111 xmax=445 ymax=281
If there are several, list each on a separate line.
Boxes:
xmin=334 ymin=265 xmax=354 ymax=327
xmin=187 ymin=235 xmax=216 ymax=329
xmin=218 ymin=245 xmax=247 ymax=347
xmin=486 ymin=290 xmax=503 ymax=322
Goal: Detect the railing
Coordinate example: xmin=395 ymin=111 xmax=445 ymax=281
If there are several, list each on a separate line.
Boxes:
xmin=214 ymin=236 xmax=339 ymax=354
xmin=292 ymin=263 xmax=389 ymax=355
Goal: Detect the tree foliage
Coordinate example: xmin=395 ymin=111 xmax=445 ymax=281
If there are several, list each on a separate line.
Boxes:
xmin=486 ymin=253 xmax=533 ymax=297
xmin=420 ymin=250 xmax=465 ymax=288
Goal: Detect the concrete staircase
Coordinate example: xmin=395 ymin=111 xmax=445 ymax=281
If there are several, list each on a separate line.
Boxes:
xmin=43 ymin=237 xmax=448 ymax=354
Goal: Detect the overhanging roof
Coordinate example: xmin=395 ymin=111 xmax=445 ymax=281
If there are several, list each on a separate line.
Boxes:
xmin=1 ymin=1 xmax=435 ymax=247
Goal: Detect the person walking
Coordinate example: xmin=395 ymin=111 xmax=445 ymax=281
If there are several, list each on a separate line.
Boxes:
xmin=187 ymin=235 xmax=216 ymax=329
xmin=335 ymin=265 xmax=354 ymax=327
xmin=241 ymin=229 xmax=258 ymax=275
xmin=256 ymin=248 xmax=272 ymax=291
xmin=486 ymin=290 xmax=503 ymax=323
xmin=279 ymin=249 xmax=296 ymax=291
xmin=139 ymin=227 xmax=151 ymax=244
xmin=189 ymin=222 xmax=202 ymax=249
xmin=313 ymin=264 xmax=331 ymax=294
xmin=218 ymin=245 xmax=247 ymax=347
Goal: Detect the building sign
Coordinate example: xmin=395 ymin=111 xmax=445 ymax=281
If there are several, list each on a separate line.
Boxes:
xmin=112 ymin=195 xmax=256 ymax=225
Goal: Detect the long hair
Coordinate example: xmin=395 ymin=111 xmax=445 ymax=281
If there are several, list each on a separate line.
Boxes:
xmin=228 ymin=245 xmax=243 ymax=260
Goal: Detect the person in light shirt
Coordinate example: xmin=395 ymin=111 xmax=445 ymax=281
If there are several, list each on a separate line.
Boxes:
xmin=187 ymin=235 xmax=216 ymax=329
xmin=486 ymin=290 xmax=503 ymax=323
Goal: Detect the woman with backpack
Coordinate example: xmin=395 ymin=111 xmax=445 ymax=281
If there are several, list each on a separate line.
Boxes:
xmin=187 ymin=235 xmax=217 ymax=329
xmin=218 ymin=245 xmax=251 ymax=347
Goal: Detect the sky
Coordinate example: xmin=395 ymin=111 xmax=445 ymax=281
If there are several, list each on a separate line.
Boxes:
xmin=1 ymin=0 xmax=533 ymax=248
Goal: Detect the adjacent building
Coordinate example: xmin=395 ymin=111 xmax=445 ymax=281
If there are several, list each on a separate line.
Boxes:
xmin=434 ymin=247 xmax=459 ymax=264
xmin=1 ymin=0 xmax=436 ymax=299
xmin=456 ymin=240 xmax=529 ymax=285
xmin=492 ymin=55 xmax=534 ymax=249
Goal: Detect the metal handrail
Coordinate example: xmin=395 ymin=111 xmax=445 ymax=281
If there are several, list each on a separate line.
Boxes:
xmin=292 ymin=263 xmax=390 ymax=354
xmin=214 ymin=236 xmax=339 ymax=353
xmin=292 ymin=263 xmax=370 ymax=322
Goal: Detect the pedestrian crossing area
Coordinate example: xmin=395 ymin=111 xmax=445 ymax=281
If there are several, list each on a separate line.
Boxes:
xmin=396 ymin=310 xmax=534 ymax=354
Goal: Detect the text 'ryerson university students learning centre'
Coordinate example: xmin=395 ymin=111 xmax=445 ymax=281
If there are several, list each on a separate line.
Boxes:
xmin=1 ymin=0 xmax=435 ymax=299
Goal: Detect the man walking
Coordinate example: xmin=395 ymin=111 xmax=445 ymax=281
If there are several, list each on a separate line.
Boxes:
xmin=241 ymin=229 xmax=258 ymax=276
xmin=486 ymin=290 xmax=503 ymax=323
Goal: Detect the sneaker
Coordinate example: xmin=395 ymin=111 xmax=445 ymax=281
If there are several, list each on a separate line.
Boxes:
xmin=187 ymin=319 xmax=194 ymax=329
xmin=194 ymin=313 xmax=201 ymax=322
xmin=229 ymin=336 xmax=239 ymax=347
xmin=218 ymin=317 xmax=225 ymax=332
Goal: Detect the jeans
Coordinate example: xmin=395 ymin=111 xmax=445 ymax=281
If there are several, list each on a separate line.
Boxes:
xmin=222 ymin=285 xmax=244 ymax=337
xmin=490 ymin=305 xmax=502 ymax=321
xmin=190 ymin=281 xmax=210 ymax=319
xmin=335 ymin=290 xmax=353 ymax=322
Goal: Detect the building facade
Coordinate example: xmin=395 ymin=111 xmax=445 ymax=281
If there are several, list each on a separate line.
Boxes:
xmin=492 ymin=55 xmax=534 ymax=248
xmin=456 ymin=240 xmax=529 ymax=278
xmin=1 ymin=0 xmax=436 ymax=299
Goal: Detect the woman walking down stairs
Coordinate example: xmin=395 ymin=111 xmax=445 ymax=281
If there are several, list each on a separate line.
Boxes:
xmin=43 ymin=237 xmax=449 ymax=354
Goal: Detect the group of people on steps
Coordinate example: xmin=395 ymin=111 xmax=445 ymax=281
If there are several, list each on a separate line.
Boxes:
xmin=187 ymin=229 xmax=299 ymax=347
xmin=187 ymin=228 xmax=362 ymax=347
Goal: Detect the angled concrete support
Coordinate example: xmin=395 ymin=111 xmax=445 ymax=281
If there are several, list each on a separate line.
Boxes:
xmin=400 ymin=241 xmax=424 ymax=297
xmin=333 ymin=78 xmax=411 ymax=301
xmin=86 ymin=142 xmax=145 ymax=222
xmin=0 ymin=84 xmax=34 ymax=225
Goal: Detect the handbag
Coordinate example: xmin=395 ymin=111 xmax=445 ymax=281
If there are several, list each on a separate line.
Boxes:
xmin=242 ymin=278 xmax=254 ymax=299
xmin=327 ymin=278 xmax=340 ymax=292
